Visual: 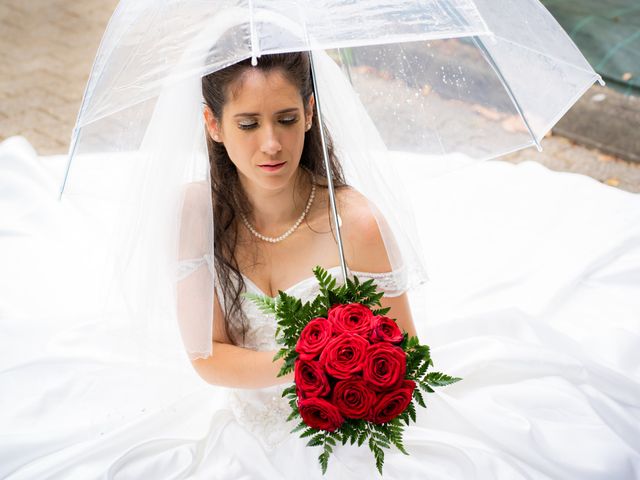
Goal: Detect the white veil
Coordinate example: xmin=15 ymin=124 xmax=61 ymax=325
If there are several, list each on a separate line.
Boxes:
xmin=61 ymin=11 xmax=429 ymax=364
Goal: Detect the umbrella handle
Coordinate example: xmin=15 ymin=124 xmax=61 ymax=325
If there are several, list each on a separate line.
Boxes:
xmin=309 ymin=49 xmax=349 ymax=281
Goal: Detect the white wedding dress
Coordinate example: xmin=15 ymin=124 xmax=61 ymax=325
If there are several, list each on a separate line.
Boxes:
xmin=1 ymin=136 xmax=639 ymax=479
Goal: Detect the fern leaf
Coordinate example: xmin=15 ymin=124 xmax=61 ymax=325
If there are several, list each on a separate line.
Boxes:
xmin=372 ymin=307 xmax=391 ymax=316
xmin=392 ymin=437 xmax=409 ymax=455
xmin=242 ymin=292 xmax=277 ymax=314
xmin=307 ymin=433 xmax=325 ymax=447
xmin=290 ymin=422 xmax=307 ymax=434
xmin=319 ymin=451 xmax=329 ymax=474
xmin=374 ymin=446 xmax=385 ymax=475
xmin=300 ymin=427 xmax=317 ymax=439
xmin=425 ymin=371 xmax=462 ymax=387
xmin=408 ymin=401 xmax=417 ymax=422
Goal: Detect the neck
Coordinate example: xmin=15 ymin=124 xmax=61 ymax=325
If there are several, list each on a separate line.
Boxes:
xmin=239 ymin=168 xmax=311 ymax=233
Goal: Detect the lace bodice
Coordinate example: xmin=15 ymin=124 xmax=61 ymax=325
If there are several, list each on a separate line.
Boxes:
xmin=218 ymin=265 xmax=408 ymax=449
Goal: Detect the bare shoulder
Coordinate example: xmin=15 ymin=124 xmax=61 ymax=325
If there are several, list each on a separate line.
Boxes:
xmin=335 ymin=186 xmax=392 ymax=273
xmin=336 ymin=187 xmax=380 ymax=242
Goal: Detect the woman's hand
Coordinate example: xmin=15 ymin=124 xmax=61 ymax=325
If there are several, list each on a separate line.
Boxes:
xmin=274 ymin=352 xmax=295 ymax=383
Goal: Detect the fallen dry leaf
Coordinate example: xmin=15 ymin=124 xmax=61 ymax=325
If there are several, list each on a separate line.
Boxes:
xmin=472 ymin=104 xmax=504 ymax=121
xmin=501 ymin=115 xmax=529 ymax=133
xmin=604 ymin=177 xmax=620 ymax=187
xmin=597 ymin=153 xmax=616 ymax=163
xmin=352 ymin=65 xmax=375 ymax=75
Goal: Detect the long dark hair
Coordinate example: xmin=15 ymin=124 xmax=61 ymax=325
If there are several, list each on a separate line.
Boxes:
xmin=201 ymin=52 xmax=346 ymax=345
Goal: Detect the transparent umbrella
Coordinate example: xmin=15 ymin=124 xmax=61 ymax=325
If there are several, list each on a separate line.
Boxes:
xmin=59 ymin=0 xmax=601 ymax=362
xmin=62 ymin=0 xmax=601 ymax=168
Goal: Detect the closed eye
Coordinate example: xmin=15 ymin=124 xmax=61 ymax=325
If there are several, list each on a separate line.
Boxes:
xmin=279 ymin=115 xmax=298 ymax=125
xmin=237 ymin=115 xmax=299 ymax=130
xmin=238 ymin=120 xmax=258 ymax=130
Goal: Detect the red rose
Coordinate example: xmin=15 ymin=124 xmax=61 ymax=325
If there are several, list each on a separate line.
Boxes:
xmin=370 ymin=315 xmax=404 ymax=344
xmin=367 ymin=380 xmax=416 ymax=424
xmin=298 ymin=397 xmax=345 ymax=432
xmin=328 ymin=303 xmax=373 ymax=336
xmin=320 ymin=333 xmax=369 ymax=379
xmin=363 ymin=342 xmax=407 ymax=391
xmin=295 ymin=359 xmax=331 ymax=399
xmin=331 ymin=378 xmax=376 ymax=419
xmin=296 ymin=318 xmax=333 ymax=361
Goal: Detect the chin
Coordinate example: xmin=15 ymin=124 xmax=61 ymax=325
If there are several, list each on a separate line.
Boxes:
xmin=255 ymin=162 xmax=299 ymax=189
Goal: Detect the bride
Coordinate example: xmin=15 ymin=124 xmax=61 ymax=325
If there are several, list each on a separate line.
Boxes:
xmin=164 ymin=51 xmax=435 ymax=477
xmin=189 ymin=51 xmax=418 ymax=392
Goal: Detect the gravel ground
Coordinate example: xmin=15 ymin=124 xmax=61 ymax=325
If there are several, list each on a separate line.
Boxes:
xmin=502 ymin=134 xmax=640 ymax=193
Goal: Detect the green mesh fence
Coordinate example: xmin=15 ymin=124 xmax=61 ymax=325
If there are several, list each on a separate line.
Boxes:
xmin=542 ymin=0 xmax=640 ymax=95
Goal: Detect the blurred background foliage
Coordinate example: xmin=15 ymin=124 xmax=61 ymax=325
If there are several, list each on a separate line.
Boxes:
xmin=542 ymin=0 xmax=640 ymax=96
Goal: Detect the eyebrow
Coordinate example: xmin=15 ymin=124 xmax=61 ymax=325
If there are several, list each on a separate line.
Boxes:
xmin=233 ymin=107 xmax=300 ymax=118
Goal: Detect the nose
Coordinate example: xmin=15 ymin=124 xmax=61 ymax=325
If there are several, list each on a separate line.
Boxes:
xmin=260 ymin=126 xmax=282 ymax=156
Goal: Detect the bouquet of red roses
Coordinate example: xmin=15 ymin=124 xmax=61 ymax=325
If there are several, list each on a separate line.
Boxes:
xmin=247 ymin=266 xmax=460 ymax=475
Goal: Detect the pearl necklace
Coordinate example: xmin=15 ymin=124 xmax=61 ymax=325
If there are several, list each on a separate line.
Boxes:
xmin=240 ymin=172 xmax=316 ymax=243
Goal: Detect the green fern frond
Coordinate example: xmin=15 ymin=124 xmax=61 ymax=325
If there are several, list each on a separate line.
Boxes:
xmin=426 ymin=371 xmax=462 ymax=387
xmin=319 ymin=451 xmax=329 ymax=474
xmin=242 ymin=291 xmax=277 ymax=315
xmin=372 ymin=307 xmax=391 ymax=316
xmin=419 ymin=381 xmax=436 ymax=393
xmin=300 ymin=427 xmax=318 ymax=439
xmin=408 ymin=401 xmax=417 ymax=421
xmin=307 ymin=433 xmax=325 ymax=447
xmin=290 ymin=422 xmax=307 ymax=434
xmin=313 ymin=265 xmax=337 ymax=292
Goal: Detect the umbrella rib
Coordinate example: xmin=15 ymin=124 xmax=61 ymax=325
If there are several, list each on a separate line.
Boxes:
xmin=59 ymin=0 xmax=131 ymax=199
xmin=472 ymin=36 xmax=542 ymax=151
xmin=59 ymin=3 xmax=165 ymax=198
xmin=298 ymin=4 xmax=348 ymax=280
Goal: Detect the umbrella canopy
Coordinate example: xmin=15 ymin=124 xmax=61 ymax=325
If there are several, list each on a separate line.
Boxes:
xmin=73 ymin=0 xmax=485 ymax=127
xmin=63 ymin=0 xmax=600 ymax=183
xmin=57 ymin=0 xmax=601 ymax=362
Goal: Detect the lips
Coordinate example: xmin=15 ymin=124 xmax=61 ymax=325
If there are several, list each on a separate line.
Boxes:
xmin=259 ymin=161 xmax=285 ymax=167
xmin=258 ymin=161 xmax=286 ymax=171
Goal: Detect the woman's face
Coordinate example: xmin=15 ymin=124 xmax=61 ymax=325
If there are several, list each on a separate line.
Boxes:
xmin=205 ymin=68 xmax=313 ymax=192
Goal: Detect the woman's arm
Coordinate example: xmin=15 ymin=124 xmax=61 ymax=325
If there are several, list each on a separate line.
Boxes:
xmin=379 ymin=293 xmax=418 ymax=340
xmin=340 ymin=188 xmax=419 ymax=340
xmin=192 ymin=342 xmax=293 ymax=389
xmin=190 ymin=293 xmax=295 ymax=389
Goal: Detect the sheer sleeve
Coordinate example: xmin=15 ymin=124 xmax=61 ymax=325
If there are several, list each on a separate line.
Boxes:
xmin=348 ymin=265 xmax=409 ymax=298
xmin=177 ymin=255 xmax=213 ymax=281
xmin=176 ymin=182 xmax=215 ymax=361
